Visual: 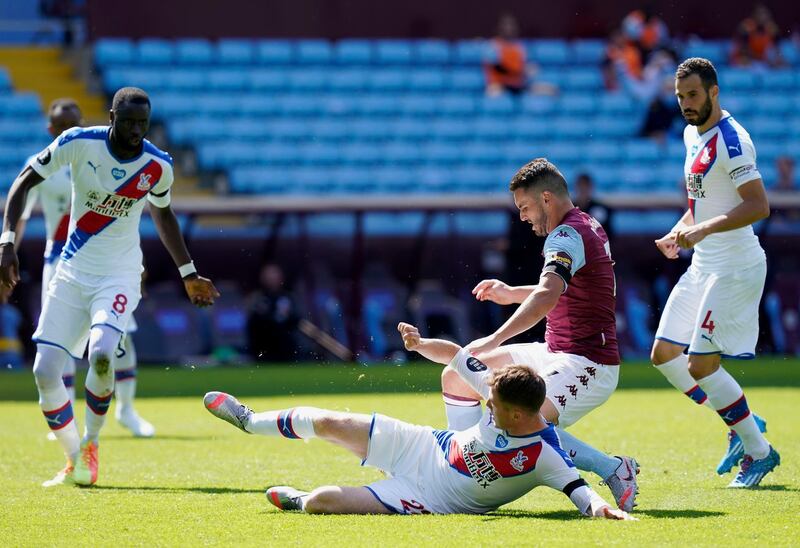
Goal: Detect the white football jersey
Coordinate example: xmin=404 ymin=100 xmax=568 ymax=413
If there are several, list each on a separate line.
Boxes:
xmin=683 ymin=110 xmax=765 ymax=273
xmin=424 ymin=349 xmax=592 ymax=515
xmin=28 ymin=126 xmax=173 ymax=276
xmin=21 ymin=156 xmax=71 ymax=263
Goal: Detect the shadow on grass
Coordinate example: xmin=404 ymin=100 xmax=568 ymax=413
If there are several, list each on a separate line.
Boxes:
xmin=484 ymin=508 xmax=726 ymax=521
xmin=101 ymin=435 xmax=214 ymax=441
xmin=715 ymin=484 xmax=799 ymax=492
xmin=90 ymin=485 xmax=264 ymax=494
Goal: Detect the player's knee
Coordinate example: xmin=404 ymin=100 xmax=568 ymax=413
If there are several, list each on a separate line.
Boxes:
xmin=650 ymin=341 xmax=680 ymax=365
xmin=687 ymin=360 xmax=717 ymax=381
xmin=89 ymin=350 xmax=112 ymax=376
xmin=441 ymin=366 xmax=466 ymax=392
xmin=32 ymin=347 xmax=67 ymax=389
xmin=304 ymin=486 xmax=342 ymax=514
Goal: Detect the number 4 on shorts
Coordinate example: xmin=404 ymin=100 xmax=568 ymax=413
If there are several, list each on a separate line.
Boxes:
xmin=701 ymin=310 xmax=715 ymax=334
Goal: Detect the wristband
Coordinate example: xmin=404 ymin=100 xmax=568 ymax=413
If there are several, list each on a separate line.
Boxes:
xmin=179 ymin=261 xmax=197 ymax=278
xmin=0 ymin=231 xmax=15 ymax=245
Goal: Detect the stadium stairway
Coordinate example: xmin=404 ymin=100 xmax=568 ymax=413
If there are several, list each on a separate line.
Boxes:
xmin=0 ymin=47 xmax=106 ymax=123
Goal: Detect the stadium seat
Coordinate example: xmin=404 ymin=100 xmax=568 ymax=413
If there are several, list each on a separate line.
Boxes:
xmin=340 ymin=142 xmax=384 ymax=165
xmin=519 ymin=95 xmax=556 ymax=115
xmin=277 ymin=95 xmax=324 ymax=117
xmin=390 ymin=118 xmax=429 ymax=142
xmin=383 ymin=142 xmax=421 ymax=166
xmin=438 ymin=94 xmax=477 ymax=117
xmin=375 ymin=40 xmax=414 ymax=65
xmin=571 ymin=40 xmax=606 ymax=65
xmin=328 ymin=69 xmax=369 ymax=92
xmin=349 ymin=119 xmax=393 ymax=141
xmin=175 ymin=38 xmax=214 ymax=64
xmin=592 ymin=115 xmax=634 ymax=138
xmin=267 ymin=119 xmax=314 ymax=141
xmin=472 ymin=117 xmax=511 ymax=141
xmin=422 ymin=142 xmax=462 ymax=165
xmin=460 ymin=142 xmax=504 ymax=166
xmin=563 ymin=68 xmax=604 ymax=90
xmin=755 ymin=92 xmax=792 ymax=115
xmin=453 ymin=40 xmax=487 ymax=65
xmin=295 ymin=40 xmax=333 ymax=64
xmin=509 ymin=119 xmax=550 ymax=141
xmin=720 ymin=68 xmax=757 ymax=91
xmin=448 ymin=68 xmax=485 ymax=92
xmin=165 ymin=69 xmax=206 ymax=91
xmin=356 ymin=95 xmax=402 ymax=116
xmin=759 ymin=69 xmax=795 ymax=90
xmin=0 ymin=68 xmax=11 ymax=91
xmin=367 ymin=69 xmax=409 ymax=92
xmin=527 ymin=39 xmax=570 ymax=65
xmin=478 ymin=95 xmax=515 ymax=116
xmin=216 ymin=39 xmax=255 ymax=64
xmin=417 ymin=167 xmax=450 ymax=192
xmin=248 ymin=69 xmax=289 ymax=92
xmin=255 ymin=40 xmax=294 ymax=64
xmin=0 ymin=93 xmax=42 ymax=117
xmin=399 ymin=95 xmax=439 ymax=117
xmin=408 ymin=69 xmax=446 ymax=92
xmin=334 ymin=39 xmax=373 ymax=64
xmin=94 ymin=38 xmax=135 ymax=67
xmin=559 ymin=93 xmax=597 ymax=115
xmin=331 ymin=166 xmax=374 ymax=193
xmin=682 ymin=40 xmax=728 ymax=66
xmin=598 ymin=93 xmax=636 ymax=115
xmin=749 ymin=116 xmax=789 ymax=139
xmin=584 ymin=141 xmax=624 ymax=162
xmin=551 ymin=117 xmax=589 ymax=139
xmin=288 ymin=68 xmax=331 ymax=92
xmin=431 ymin=118 xmax=472 ymax=141
xmin=208 ymin=69 xmax=249 ymax=92
xmin=312 ymin=119 xmax=351 ymax=142
xmin=778 ymin=40 xmax=799 ymax=66
xmin=623 ymin=140 xmax=663 ymax=162
xmin=414 ymin=40 xmax=451 ymax=65
xmin=137 ymin=38 xmax=174 ymax=64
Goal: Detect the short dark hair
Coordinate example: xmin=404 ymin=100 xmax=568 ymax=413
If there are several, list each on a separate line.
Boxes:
xmin=676 ymin=57 xmax=718 ymax=90
xmin=488 ymin=365 xmax=546 ymax=414
xmin=48 ymin=98 xmax=80 ymax=118
xmin=112 ymin=86 xmax=151 ymax=111
xmin=509 ymin=158 xmax=569 ymax=196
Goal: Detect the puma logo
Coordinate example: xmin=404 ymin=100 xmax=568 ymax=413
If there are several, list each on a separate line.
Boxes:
xmin=87 ymin=160 xmax=100 ymax=173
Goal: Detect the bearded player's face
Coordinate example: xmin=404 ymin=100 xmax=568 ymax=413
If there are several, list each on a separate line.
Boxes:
xmin=676 ymin=73 xmax=715 ymax=127
xmin=514 ymin=188 xmax=548 ymax=237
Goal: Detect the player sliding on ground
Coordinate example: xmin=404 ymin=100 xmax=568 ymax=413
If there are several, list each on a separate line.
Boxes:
xmin=0 ymin=87 xmax=219 ymax=487
xmin=436 ymin=158 xmax=639 ymax=509
xmin=203 ymin=331 xmax=634 ymax=519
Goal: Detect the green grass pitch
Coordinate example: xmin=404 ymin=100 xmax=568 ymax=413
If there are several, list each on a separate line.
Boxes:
xmin=1 ymin=359 xmax=798 ymax=546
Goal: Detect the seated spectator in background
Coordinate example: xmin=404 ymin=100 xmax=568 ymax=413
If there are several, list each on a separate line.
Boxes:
xmin=639 ymin=68 xmax=682 ymax=141
xmin=0 ymin=285 xmax=23 ymax=370
xmin=619 ymin=48 xmax=677 ymax=103
xmin=603 ymin=29 xmax=642 ymax=90
xmin=731 ymin=3 xmax=782 ymax=67
xmin=622 ymin=8 xmax=670 ymax=61
xmin=484 ymin=14 xmax=527 ymax=95
xmin=573 ymin=173 xmax=614 ymax=241
xmin=246 ymin=263 xmax=299 ymax=362
xmin=775 ymin=156 xmax=798 ymax=191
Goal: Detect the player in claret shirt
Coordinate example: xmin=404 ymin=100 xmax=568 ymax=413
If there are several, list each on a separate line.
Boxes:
xmin=0 ymin=87 xmax=219 ymax=487
xmin=651 ymin=57 xmax=778 ymax=488
xmin=434 ymin=158 xmax=638 ymax=510
xmin=203 ymin=324 xmax=634 ymax=520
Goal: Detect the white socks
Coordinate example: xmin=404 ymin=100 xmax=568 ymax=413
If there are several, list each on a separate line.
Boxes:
xmin=40 ymin=384 xmax=80 ymax=463
xmin=556 ymin=427 xmax=620 ymax=480
xmin=697 ymin=367 xmax=770 ymax=459
xmin=245 ymin=407 xmax=322 ymax=439
xmin=654 ymin=353 xmax=710 ymax=407
xmin=443 ymin=393 xmax=482 ymax=430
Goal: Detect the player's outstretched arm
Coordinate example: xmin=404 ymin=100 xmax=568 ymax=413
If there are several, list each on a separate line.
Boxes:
xmin=472 ymin=279 xmax=536 ymax=305
xmin=0 ymin=166 xmax=45 ymax=288
xmin=397 ymin=322 xmax=461 ymax=365
xmin=150 ymin=203 xmax=219 ymax=307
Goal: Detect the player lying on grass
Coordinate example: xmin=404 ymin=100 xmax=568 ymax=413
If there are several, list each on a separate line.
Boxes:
xmin=203 ymin=336 xmax=635 ymax=519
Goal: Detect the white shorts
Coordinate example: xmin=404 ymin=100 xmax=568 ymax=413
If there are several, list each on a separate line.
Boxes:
xmin=33 ymin=262 xmax=141 ymax=359
xmin=504 ymin=343 xmax=619 ymax=428
xmin=363 ymin=414 xmax=452 ymax=515
xmin=655 ymin=262 xmax=765 ymax=359
xmin=42 ymin=258 xmax=138 ymax=335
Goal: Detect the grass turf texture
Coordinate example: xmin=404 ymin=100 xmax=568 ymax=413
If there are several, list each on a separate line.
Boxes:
xmin=1 ymin=358 xmax=798 ymax=546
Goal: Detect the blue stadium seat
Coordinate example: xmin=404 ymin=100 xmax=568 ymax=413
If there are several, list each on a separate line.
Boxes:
xmin=478 ymin=95 xmax=515 ymax=116
xmin=95 ymin=38 xmax=135 ymax=67
xmin=592 ymin=115 xmax=634 ymax=138
xmin=296 ymin=40 xmax=333 ymax=64
xmin=255 ymin=40 xmax=293 ymax=65
xmin=779 ymin=41 xmax=799 ymax=66
xmin=598 ymin=93 xmax=636 ymax=115
xmin=400 ymin=95 xmax=438 ymax=116
xmin=259 ymin=143 xmax=303 ymax=165
xmin=287 ymin=68 xmax=330 ymax=92
xmin=319 ymin=93 xmax=359 ymax=117
xmin=331 ymin=167 xmax=373 ymax=193
xmin=563 ymin=68 xmax=604 ymax=90
xmin=0 ymin=93 xmax=41 ymax=117
xmin=448 ymin=68 xmax=485 ymax=92
xmin=546 ymin=142 xmax=583 ymax=163
xmin=151 ymin=93 xmax=194 ymax=120
xmin=527 ymin=39 xmax=570 ymax=65
xmin=175 ymin=39 xmax=213 ymax=64
xmin=414 ymin=40 xmax=451 ymax=65
xmin=340 ymin=143 xmax=383 ymax=165
xmin=299 ymin=144 xmax=340 ymax=166
xmin=592 ymin=166 xmax=622 ymax=191
xmin=373 ymin=167 xmax=415 ymax=191
xmin=137 ymin=38 xmax=174 ymax=65
xmin=165 ymin=69 xmax=206 ymax=91
xmin=208 ymin=69 xmax=248 ymax=92
xmin=356 ymin=95 xmax=402 ymax=116
xmin=367 ymin=69 xmax=409 ymax=92
xmin=390 ymin=119 xmax=429 ymax=142
xmin=455 ymin=212 xmax=508 ymax=234
xmin=0 ymin=69 xmax=11 ymax=91
xmin=749 ymin=116 xmax=789 ymax=139
xmin=558 ymin=94 xmax=597 ymax=115
xmin=784 ymin=140 xmax=800 ymax=158
xmin=216 ymin=39 xmax=255 ymax=64
xmin=408 ymin=69 xmax=446 ymax=92
xmin=383 ymin=142 xmax=421 ymax=166
xmin=584 ymin=141 xmax=623 ymax=162
xmin=759 ymin=70 xmax=796 ymax=90
xmin=519 ymin=95 xmax=556 ymax=115
xmin=226 ymin=119 xmax=268 ymax=141
xmin=375 ymin=40 xmax=413 ymax=65
xmin=755 ymin=92 xmax=792 ymax=115
xmin=312 ymin=119 xmax=350 ymax=141
xmin=328 ymin=69 xmax=369 ymax=91
xmin=235 ymin=94 xmax=283 ymax=116
xmin=349 ymin=119 xmax=393 ymax=141
xmin=438 ymin=94 xmax=477 ymax=117
xmin=758 ymin=164 xmax=777 ymax=187
xmin=422 ymin=143 xmax=462 ymax=165
xmin=431 ymin=119 xmax=472 ymax=141
xmin=720 ymin=69 xmax=757 ymax=91
xmin=460 ymin=142 xmax=504 ymax=166
xmin=453 ymin=166 xmax=499 ymax=191
xmin=619 ymin=164 xmax=656 ymax=191
xmin=334 ymin=39 xmax=373 ymax=64
xmin=267 ymin=119 xmax=314 ymax=141
xmin=472 ymin=117 xmax=511 ymax=141
xmin=623 ymin=140 xmax=663 ymax=162
xmin=722 ymin=95 xmax=753 ymax=114
xmin=0 ymin=120 xmax=47 ymax=142
xmin=277 ymin=95 xmax=323 ymax=117
xmin=571 ymin=40 xmax=606 ymax=65
xmin=248 ymin=69 xmax=288 ymax=92
xmin=551 ymin=117 xmax=588 ymax=139
xmin=417 ymin=167 xmax=450 ymax=192
xmin=682 ymin=40 xmax=728 ymax=66
xmin=509 ymin=119 xmax=550 ymax=141
xmin=453 ymin=40 xmax=487 ymax=65
xmin=756 ymin=141 xmax=782 ymax=162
